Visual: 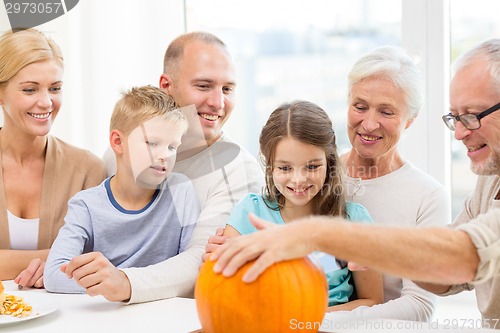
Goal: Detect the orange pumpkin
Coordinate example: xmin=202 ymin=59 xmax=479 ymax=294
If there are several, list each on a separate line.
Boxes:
xmin=195 ymin=257 xmax=328 ymax=333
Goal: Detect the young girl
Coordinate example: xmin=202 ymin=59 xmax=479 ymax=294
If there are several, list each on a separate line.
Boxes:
xmin=223 ymin=100 xmax=383 ymax=311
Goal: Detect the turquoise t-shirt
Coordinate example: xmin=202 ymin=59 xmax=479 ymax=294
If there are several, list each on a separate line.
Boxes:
xmin=226 ymin=193 xmax=373 ymax=307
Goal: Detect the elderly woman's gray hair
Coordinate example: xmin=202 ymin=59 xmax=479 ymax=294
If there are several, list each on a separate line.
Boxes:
xmin=451 ymin=39 xmax=500 ymax=91
xmin=347 ymin=46 xmax=423 ymax=119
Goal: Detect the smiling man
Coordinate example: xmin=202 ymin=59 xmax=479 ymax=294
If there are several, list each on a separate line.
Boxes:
xmin=160 ymin=34 xmax=235 ymax=151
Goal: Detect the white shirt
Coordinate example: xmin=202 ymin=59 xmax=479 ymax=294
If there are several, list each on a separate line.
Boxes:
xmin=8 ymin=210 xmax=39 ymax=250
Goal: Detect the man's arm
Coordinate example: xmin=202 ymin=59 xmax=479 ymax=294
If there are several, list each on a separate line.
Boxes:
xmin=121 ymin=214 xmax=219 ymax=303
xmin=452 ymin=208 xmax=500 ymax=284
xmin=212 ymin=214 xmax=479 ymax=285
xmin=415 ymin=281 xmax=451 ymax=294
xmin=121 ymin=180 xmax=242 ymax=303
xmin=312 ymin=218 xmax=479 ymax=284
xmin=341 ymin=184 xmax=451 ymax=321
xmin=414 ymin=184 xmax=481 ymax=295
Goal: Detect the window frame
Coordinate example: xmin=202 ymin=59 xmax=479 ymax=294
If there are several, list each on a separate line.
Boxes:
xmin=400 ymin=0 xmax=451 ymax=202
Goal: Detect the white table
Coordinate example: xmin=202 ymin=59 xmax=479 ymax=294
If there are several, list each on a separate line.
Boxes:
xmin=1 ymin=280 xmax=497 ymax=333
xmin=0 ymin=280 xmax=202 ymax=333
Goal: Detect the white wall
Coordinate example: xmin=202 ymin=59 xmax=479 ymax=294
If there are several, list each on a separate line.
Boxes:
xmin=400 ymin=0 xmax=451 ymax=190
xmin=0 ymin=0 xmax=185 ymax=157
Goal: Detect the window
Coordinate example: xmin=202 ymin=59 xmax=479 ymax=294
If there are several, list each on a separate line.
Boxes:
xmin=185 ymin=0 xmax=402 ymax=157
xmin=450 ymin=0 xmax=500 ymax=218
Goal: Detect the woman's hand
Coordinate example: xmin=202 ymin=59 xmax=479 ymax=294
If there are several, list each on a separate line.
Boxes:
xmin=14 ymin=258 xmax=45 ymax=289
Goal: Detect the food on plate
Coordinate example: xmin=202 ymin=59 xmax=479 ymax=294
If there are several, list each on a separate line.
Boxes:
xmin=0 ymin=281 xmax=32 ymax=318
xmin=0 ymin=280 xmax=3 ymax=304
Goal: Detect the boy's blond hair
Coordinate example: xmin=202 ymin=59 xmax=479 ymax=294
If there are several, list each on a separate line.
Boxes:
xmin=110 ymin=85 xmax=187 ymax=135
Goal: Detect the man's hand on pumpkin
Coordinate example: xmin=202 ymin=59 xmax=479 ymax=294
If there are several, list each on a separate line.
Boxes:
xmin=211 ymin=213 xmax=316 ymax=283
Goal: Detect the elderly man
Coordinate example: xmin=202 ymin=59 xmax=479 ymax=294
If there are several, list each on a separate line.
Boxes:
xmin=212 ymin=39 xmax=500 ymax=328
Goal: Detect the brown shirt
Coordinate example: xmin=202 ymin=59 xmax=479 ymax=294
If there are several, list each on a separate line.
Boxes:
xmin=0 ymin=135 xmax=106 ymax=249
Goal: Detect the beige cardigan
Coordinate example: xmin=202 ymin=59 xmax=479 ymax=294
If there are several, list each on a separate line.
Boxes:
xmin=0 ymin=135 xmax=106 ymax=249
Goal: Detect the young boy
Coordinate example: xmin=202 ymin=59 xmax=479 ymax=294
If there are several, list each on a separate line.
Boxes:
xmin=44 ymin=86 xmax=200 ymax=295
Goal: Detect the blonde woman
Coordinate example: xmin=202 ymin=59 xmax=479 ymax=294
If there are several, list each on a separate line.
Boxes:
xmin=0 ymin=29 xmax=105 ymax=288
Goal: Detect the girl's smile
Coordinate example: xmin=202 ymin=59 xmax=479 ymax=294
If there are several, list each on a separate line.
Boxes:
xmin=272 ymin=137 xmax=327 ymax=217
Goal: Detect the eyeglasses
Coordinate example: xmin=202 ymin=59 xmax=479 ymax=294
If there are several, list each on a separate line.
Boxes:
xmin=442 ymin=102 xmax=500 ymax=131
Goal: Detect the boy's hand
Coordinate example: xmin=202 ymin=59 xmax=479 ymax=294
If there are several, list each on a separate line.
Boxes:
xmin=61 ymin=252 xmax=131 ymax=302
xmin=14 ymin=258 xmax=45 ymax=289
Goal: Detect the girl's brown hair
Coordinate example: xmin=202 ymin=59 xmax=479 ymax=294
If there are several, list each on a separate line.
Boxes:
xmin=259 ymin=100 xmax=347 ymax=218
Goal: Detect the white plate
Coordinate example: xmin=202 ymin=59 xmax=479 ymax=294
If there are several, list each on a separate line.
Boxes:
xmin=0 ymin=292 xmax=59 ymax=325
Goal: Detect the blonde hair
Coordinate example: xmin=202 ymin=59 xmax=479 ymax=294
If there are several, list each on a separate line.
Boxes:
xmin=110 ymin=86 xmax=187 ymax=136
xmin=0 ymin=28 xmax=63 ymax=89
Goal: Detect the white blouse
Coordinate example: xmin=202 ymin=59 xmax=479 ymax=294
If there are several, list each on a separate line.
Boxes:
xmin=8 ymin=210 xmax=39 ymax=250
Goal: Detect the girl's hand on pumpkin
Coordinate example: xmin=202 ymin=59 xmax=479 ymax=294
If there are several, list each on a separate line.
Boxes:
xmin=347 ymin=261 xmax=368 ymax=271
xmin=202 ymin=228 xmax=227 ymax=262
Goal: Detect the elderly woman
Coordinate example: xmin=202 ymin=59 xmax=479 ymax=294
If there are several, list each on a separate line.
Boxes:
xmin=335 ymin=46 xmax=450 ymax=321
xmin=0 ymin=29 xmax=105 ymax=288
